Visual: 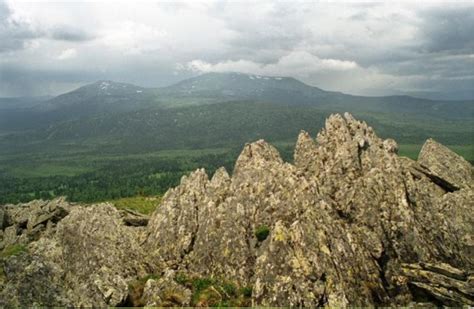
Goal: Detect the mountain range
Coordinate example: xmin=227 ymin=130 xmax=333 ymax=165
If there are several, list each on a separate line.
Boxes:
xmin=0 ymin=72 xmax=473 ymax=153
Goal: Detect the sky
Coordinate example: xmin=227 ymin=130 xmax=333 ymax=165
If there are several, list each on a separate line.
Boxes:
xmin=0 ymin=0 xmax=473 ymax=99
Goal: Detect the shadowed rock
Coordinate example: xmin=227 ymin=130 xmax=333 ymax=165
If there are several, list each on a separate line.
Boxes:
xmin=418 ymin=138 xmax=473 ymax=190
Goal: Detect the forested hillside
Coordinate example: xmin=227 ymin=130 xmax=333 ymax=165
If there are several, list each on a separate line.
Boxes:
xmin=0 ymin=73 xmax=472 ymax=204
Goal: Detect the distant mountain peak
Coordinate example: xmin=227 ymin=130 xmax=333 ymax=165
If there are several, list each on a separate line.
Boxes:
xmin=164 ymin=71 xmax=327 ymax=98
xmin=199 ymin=71 xmax=296 ymax=82
xmin=35 ymin=80 xmax=149 ymax=114
xmin=85 ymin=80 xmax=144 ymax=93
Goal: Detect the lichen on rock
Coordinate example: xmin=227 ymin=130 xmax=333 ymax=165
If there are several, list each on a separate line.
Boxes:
xmin=145 ymin=112 xmax=473 ymax=307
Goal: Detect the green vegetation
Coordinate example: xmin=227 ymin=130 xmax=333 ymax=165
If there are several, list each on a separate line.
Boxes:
xmin=240 ymin=286 xmax=253 ymax=298
xmin=18 ymin=101 xmax=473 ymax=150
xmin=192 ymin=277 xmax=215 ymax=291
xmin=0 ymin=73 xmax=472 ymax=205
xmin=174 ymin=271 xmax=189 ymax=285
xmin=0 ymin=148 xmax=241 ymax=204
xmin=0 ymin=142 xmax=471 ymax=205
xmin=0 ymin=244 xmax=28 ymax=259
xmin=222 ymin=282 xmax=238 ymax=297
xmin=159 ymin=288 xmax=191 ymax=307
xmin=255 ymin=225 xmax=270 ymax=242
xmin=8 ymin=164 xmax=93 ymax=178
xmin=127 ymin=273 xmax=251 ymax=307
xmin=111 ymin=196 xmax=161 ymax=215
xmin=172 ymin=275 xmax=252 ymax=307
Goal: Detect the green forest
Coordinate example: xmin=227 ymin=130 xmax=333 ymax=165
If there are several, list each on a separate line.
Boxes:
xmin=1 ymin=74 xmax=472 ymax=205
xmin=0 ymin=150 xmax=239 ymax=204
xmin=1 ymin=142 xmax=471 ymax=205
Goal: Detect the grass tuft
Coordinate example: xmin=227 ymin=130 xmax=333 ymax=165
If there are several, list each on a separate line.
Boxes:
xmin=111 ymin=196 xmax=161 ymax=215
xmin=0 ymin=244 xmax=27 ymax=259
xmin=255 ymin=225 xmax=270 ymax=242
xmin=174 ymin=274 xmax=252 ymax=307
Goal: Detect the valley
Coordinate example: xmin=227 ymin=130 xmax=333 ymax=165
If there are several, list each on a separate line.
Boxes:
xmin=0 ymin=72 xmax=472 ymax=204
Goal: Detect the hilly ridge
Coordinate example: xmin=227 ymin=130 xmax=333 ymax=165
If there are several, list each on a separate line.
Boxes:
xmin=38 ymin=101 xmax=473 ymax=151
xmin=158 ymin=72 xmax=474 ymax=119
xmin=1 ymin=72 xmax=473 ymax=146
xmin=2 ymin=72 xmax=473 ymax=126
xmin=37 ymin=80 xmax=151 ymax=113
xmin=0 ymin=72 xmax=472 ymax=204
xmin=0 ymin=81 xmax=153 ymax=132
xmin=160 ymin=72 xmax=332 ymax=103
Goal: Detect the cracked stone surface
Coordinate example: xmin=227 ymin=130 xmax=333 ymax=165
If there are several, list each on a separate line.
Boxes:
xmin=1 ymin=113 xmax=473 ymax=306
xmin=145 ymin=113 xmax=473 ymax=306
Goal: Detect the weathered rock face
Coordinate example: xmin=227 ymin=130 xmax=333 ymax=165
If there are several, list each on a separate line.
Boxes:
xmin=0 ymin=113 xmax=472 ymax=307
xmin=145 ymin=113 xmax=473 ymax=307
xmin=418 ymin=138 xmax=473 ymax=190
xmin=401 ymin=262 xmax=474 ymax=306
xmin=0 ymin=198 xmax=72 ymax=251
xmin=141 ymin=270 xmax=192 ymax=307
xmin=0 ymin=203 xmax=150 ymax=307
xmin=55 ymin=204 xmax=150 ymax=306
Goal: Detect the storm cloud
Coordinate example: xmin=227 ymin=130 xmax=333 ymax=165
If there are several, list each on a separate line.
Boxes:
xmin=50 ymin=26 xmax=95 ymax=42
xmin=0 ymin=1 xmax=42 ymax=52
xmin=0 ymin=0 xmax=473 ymax=99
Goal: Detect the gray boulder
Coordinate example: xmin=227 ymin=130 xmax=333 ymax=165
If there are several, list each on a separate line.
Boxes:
xmin=418 ymin=138 xmax=473 ymax=190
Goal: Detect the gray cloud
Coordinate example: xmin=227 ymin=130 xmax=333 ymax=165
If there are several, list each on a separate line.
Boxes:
xmin=0 ymin=1 xmax=94 ymax=55
xmin=0 ymin=1 xmax=473 ymax=100
xmin=50 ymin=26 xmax=95 ymax=42
xmin=0 ymin=1 xmax=42 ymax=52
xmin=418 ymin=6 xmax=474 ymax=53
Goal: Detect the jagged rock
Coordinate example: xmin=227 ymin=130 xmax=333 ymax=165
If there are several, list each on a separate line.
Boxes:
xmin=146 ymin=168 xmax=210 ymax=270
xmin=145 ymin=113 xmax=473 ymax=307
xmin=26 ymin=199 xmax=69 ymax=232
xmin=418 ymin=138 xmax=473 ymax=190
xmin=1 ymin=113 xmax=473 ymax=307
xmin=401 ymin=263 xmax=473 ymax=306
xmin=294 ymin=130 xmax=318 ymax=168
xmin=119 ymin=208 xmax=150 ymax=226
xmin=252 ymin=205 xmax=391 ymax=307
xmin=435 ymin=189 xmax=474 ymax=267
xmin=55 ymin=204 xmax=149 ymax=306
xmin=141 ymin=270 xmax=192 ymax=306
xmin=1 ymin=198 xmax=72 ymax=245
xmin=0 ymin=245 xmax=71 ymax=307
xmin=1 ymin=225 xmax=20 ymax=249
xmin=1 ymin=203 xmax=150 ymax=307
xmin=5 ymin=204 xmax=29 ymax=228
xmin=383 ymin=138 xmax=399 ymax=154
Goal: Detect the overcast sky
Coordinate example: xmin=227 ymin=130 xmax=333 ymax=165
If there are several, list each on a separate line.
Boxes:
xmin=1 ymin=0 xmax=473 ymax=99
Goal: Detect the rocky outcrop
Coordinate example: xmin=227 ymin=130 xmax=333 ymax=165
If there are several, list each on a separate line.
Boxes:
xmin=0 ymin=203 xmax=151 ymax=307
xmin=119 ymin=208 xmax=150 ymax=226
xmin=401 ymin=262 xmax=473 ymax=306
xmin=0 ymin=113 xmax=472 ymax=307
xmin=55 ymin=204 xmax=150 ymax=306
xmin=141 ymin=270 xmax=192 ymax=307
xmin=0 ymin=198 xmax=72 ymax=251
xmin=145 ymin=113 xmax=473 ymax=307
xmin=418 ymin=138 xmax=473 ymax=190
